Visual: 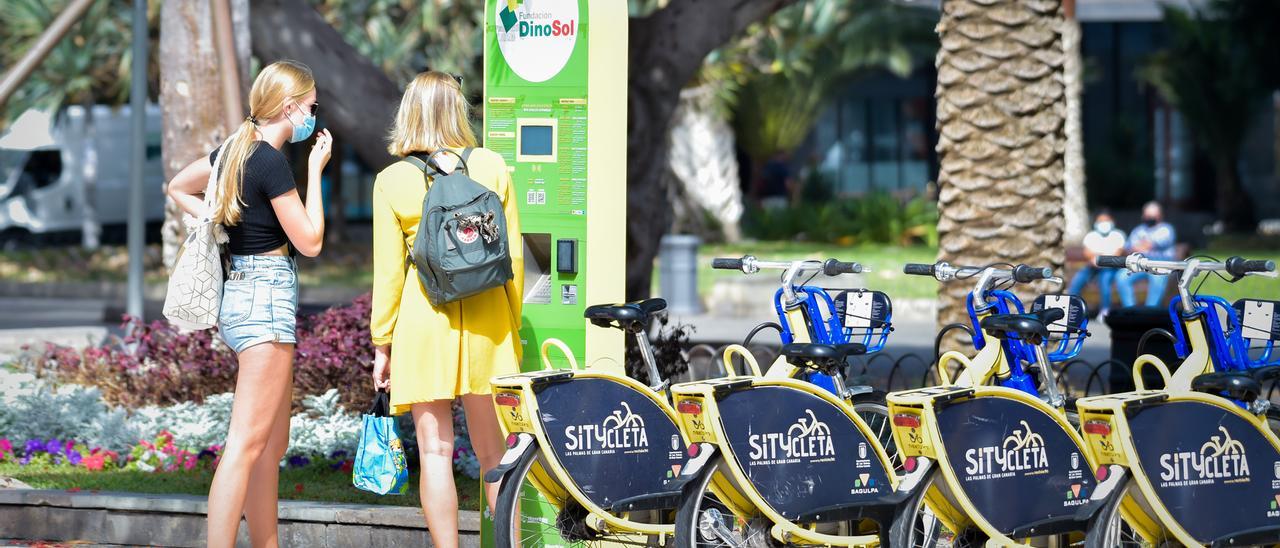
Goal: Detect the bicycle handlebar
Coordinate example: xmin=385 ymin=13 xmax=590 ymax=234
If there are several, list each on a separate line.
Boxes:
xmin=711 ymin=258 xmax=743 ymax=270
xmin=1013 ymin=265 xmax=1054 ymax=283
xmin=903 ymin=263 xmax=935 ymax=276
xmin=712 ymin=255 xmax=868 ymax=305
xmin=1111 ymin=253 xmax=1276 ymax=278
xmin=710 ymin=255 xmax=868 ymax=275
xmin=824 ymin=259 xmax=862 ymax=276
xmin=1226 ymin=256 xmax=1276 ymax=277
xmin=1096 ymin=255 xmax=1127 ymax=268
xmin=905 ymin=261 xmax=1058 ymax=284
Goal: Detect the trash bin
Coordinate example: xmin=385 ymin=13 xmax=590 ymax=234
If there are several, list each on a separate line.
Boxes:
xmin=1104 ymin=306 xmax=1182 ymax=392
xmin=659 ymin=234 xmax=703 ymax=315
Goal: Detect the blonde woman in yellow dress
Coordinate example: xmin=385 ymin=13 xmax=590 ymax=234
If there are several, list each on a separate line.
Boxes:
xmin=370 ymin=71 xmax=523 ymax=548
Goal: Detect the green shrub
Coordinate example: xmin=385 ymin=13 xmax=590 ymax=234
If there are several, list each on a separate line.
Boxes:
xmin=742 ymin=191 xmax=937 ymax=246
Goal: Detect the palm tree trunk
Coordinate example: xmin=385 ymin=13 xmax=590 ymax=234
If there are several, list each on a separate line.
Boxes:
xmin=158 ymin=0 xmax=250 ymax=270
xmin=1061 ymin=7 xmax=1088 ymax=244
xmin=935 ymin=0 xmax=1068 ymax=343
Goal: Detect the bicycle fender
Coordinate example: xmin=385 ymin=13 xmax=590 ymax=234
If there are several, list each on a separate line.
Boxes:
xmin=1073 ymin=464 xmax=1127 ymax=524
xmin=666 ymin=443 xmax=717 ymax=493
xmin=484 ymin=432 xmax=536 ymax=484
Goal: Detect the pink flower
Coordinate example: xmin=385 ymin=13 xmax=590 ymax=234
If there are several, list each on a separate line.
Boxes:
xmin=82 ymin=453 xmax=106 ymax=471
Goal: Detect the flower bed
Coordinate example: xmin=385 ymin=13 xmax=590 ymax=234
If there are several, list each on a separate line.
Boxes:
xmin=30 ymin=295 xmax=378 ymax=411
xmin=0 ymin=367 xmax=480 ymax=480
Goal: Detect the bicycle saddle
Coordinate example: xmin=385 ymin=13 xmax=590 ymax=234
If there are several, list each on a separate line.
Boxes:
xmin=980 ymin=308 xmax=1065 ymax=343
xmin=585 ymin=298 xmax=668 ymax=331
xmin=1191 ymin=372 xmax=1261 ymax=403
xmin=781 ymin=342 xmax=865 ymax=369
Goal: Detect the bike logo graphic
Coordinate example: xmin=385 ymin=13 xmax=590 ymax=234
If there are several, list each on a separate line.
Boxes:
xmin=563 ymin=401 xmax=650 ymax=456
xmin=747 ymin=409 xmax=836 ymax=465
xmin=859 ymin=442 xmax=867 ymax=459
xmin=963 ymin=420 xmax=1050 ymax=480
xmin=1071 ymin=452 xmax=1079 ymax=470
xmin=671 ymin=435 xmax=680 ymax=451
xmin=1158 ymin=426 xmax=1251 ymax=486
xmin=1273 ymin=460 xmax=1279 ymax=479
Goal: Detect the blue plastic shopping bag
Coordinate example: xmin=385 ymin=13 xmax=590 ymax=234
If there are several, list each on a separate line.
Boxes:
xmin=352 ymin=391 xmax=409 ymax=495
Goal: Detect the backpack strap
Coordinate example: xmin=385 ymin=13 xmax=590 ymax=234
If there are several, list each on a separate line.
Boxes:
xmin=402 ymin=154 xmax=429 ymax=173
xmin=424 ymin=148 xmax=470 ymax=176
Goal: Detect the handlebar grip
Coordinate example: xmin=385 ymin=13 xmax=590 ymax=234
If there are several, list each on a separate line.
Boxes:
xmin=1096 ymin=256 xmax=1127 ymax=269
xmin=903 ymin=263 xmax=936 ymax=276
xmin=711 ymin=258 xmax=743 ymax=270
xmin=823 ymin=259 xmax=860 ymax=276
xmin=1226 ymin=256 xmax=1276 ymax=277
xmin=1013 ymin=265 xmax=1053 ymax=283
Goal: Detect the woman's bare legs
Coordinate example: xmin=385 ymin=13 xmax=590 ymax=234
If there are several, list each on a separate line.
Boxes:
xmin=242 ymin=372 xmax=293 ymax=547
xmin=412 ymin=400 xmax=458 ymax=548
xmin=460 ymin=393 xmax=505 ymax=515
xmin=206 ymin=342 xmax=295 ymax=548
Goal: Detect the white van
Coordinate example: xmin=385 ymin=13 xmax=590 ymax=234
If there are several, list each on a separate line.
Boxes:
xmin=0 ymin=104 xmax=165 ymax=249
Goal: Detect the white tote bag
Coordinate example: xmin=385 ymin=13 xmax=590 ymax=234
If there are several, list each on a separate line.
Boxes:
xmin=162 ymin=136 xmax=233 ymax=330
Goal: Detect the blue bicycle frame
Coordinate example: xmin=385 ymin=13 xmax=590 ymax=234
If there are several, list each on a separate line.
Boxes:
xmin=772 ymin=285 xmax=893 ymax=395
xmin=964 ymin=288 xmax=1090 ymax=398
xmin=1168 ymin=295 xmax=1280 ymax=371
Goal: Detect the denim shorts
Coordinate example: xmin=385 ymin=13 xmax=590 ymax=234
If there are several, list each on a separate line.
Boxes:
xmin=219 ymin=255 xmax=298 ymax=353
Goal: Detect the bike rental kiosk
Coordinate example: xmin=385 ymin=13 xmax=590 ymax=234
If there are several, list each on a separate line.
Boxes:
xmin=481 ymin=0 xmax=627 ymax=544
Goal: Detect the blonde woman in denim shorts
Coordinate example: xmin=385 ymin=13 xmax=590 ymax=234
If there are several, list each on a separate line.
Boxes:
xmin=166 ymin=60 xmax=331 ymax=548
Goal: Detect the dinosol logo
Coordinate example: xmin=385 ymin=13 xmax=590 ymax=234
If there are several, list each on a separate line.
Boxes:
xmin=1158 ymin=426 xmax=1251 ymax=487
xmin=494 ymin=0 xmax=579 ymax=83
xmin=747 ymin=409 xmax=836 ymax=465
xmin=963 ymin=420 xmax=1050 ymax=480
xmin=563 ymin=402 xmax=649 ymax=456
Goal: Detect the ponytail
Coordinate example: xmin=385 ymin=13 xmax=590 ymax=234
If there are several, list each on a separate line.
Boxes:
xmin=212 ymin=59 xmax=315 ymax=226
xmin=212 ymin=119 xmax=258 ymax=226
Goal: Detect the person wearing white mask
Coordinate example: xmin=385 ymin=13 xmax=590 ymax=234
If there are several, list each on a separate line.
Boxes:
xmin=1117 ymin=201 xmax=1178 ymax=307
xmin=1067 ymin=210 xmax=1127 ymax=317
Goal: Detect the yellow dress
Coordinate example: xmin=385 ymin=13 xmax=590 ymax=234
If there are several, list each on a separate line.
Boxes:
xmin=370 ymin=147 xmax=524 ymax=415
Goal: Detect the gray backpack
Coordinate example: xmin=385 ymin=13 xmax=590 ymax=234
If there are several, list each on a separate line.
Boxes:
xmin=403 ymin=148 xmax=513 ymax=307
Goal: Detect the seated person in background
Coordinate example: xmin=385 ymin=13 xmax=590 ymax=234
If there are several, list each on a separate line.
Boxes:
xmin=1118 ymin=201 xmax=1177 ymax=307
xmin=1068 ymin=210 xmax=1126 ymax=317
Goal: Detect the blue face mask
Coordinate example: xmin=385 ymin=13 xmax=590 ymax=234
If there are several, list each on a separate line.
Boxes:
xmin=287 ymin=108 xmax=316 ymax=143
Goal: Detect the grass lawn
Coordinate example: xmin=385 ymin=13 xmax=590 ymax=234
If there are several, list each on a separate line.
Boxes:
xmin=691 ymin=242 xmax=940 ymax=300
xmin=1186 ymin=248 xmax=1280 ymax=303
xmin=682 ymin=240 xmax=1279 ymax=303
xmin=0 ymin=462 xmax=482 ymax=511
xmin=0 ymin=237 xmax=1273 ymax=303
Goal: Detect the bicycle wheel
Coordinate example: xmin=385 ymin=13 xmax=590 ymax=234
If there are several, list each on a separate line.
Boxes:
xmin=892 ymin=469 xmax=987 ymax=548
xmin=674 ymin=456 xmax=774 ymax=547
xmin=494 ymin=451 xmax=664 ymax=547
xmin=849 ymin=390 xmax=903 ymax=474
xmin=1087 ymin=482 xmax=1156 ymax=548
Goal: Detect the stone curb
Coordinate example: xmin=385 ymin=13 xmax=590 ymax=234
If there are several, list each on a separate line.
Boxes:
xmin=0 ymin=489 xmax=480 ymax=547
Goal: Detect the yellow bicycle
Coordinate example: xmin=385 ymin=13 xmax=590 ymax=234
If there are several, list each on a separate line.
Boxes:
xmin=1077 ymin=254 xmax=1280 ymax=547
xmin=669 ymin=342 xmax=933 ymax=547
xmin=660 ymin=256 xmax=934 ymax=546
xmin=486 ymin=299 xmax=695 ymax=547
xmin=888 ymin=262 xmax=1127 ymax=546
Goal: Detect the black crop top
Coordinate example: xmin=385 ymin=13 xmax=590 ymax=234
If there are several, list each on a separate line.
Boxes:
xmin=209 ymin=142 xmax=297 ymax=255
